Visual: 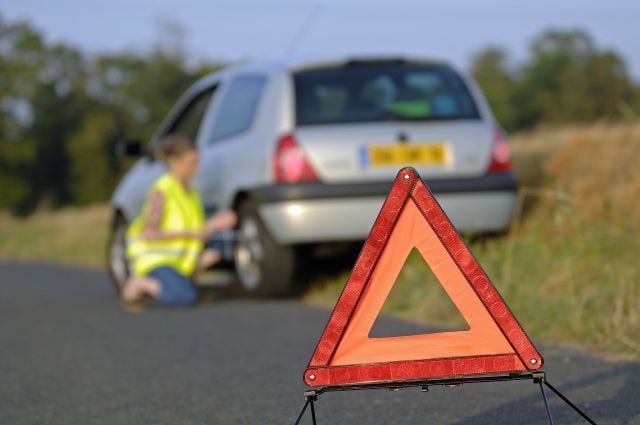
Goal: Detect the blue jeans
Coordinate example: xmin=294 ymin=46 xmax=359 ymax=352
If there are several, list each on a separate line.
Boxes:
xmin=148 ymin=266 xmax=197 ymax=306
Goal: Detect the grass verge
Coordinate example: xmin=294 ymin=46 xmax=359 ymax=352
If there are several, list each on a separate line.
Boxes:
xmin=0 ymin=205 xmax=110 ymax=269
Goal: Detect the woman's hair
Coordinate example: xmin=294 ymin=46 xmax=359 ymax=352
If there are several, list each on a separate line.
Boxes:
xmin=155 ymin=134 xmax=196 ymax=161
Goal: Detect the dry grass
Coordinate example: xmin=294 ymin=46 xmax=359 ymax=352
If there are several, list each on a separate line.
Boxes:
xmin=0 ymin=205 xmax=110 ymax=268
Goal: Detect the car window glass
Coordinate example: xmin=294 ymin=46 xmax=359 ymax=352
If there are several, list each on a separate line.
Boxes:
xmin=294 ymin=64 xmax=480 ymax=126
xmin=210 ymin=75 xmax=267 ymax=143
xmin=168 ymin=87 xmax=216 ymax=142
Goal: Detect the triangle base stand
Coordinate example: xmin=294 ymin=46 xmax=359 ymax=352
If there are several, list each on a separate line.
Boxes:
xmin=291 ymin=371 xmax=599 ymax=425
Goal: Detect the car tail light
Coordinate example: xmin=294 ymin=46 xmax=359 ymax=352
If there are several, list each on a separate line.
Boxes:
xmin=273 ymin=134 xmax=319 ymax=183
xmin=487 ymin=127 xmax=512 ymax=173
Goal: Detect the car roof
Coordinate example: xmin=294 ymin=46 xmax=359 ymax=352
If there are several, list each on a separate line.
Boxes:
xmin=192 ymin=54 xmax=453 ymax=88
xmin=283 ymin=54 xmax=450 ymax=72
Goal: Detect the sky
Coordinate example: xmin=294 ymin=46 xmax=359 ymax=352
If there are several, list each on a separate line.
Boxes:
xmin=1 ymin=0 xmax=639 ymax=79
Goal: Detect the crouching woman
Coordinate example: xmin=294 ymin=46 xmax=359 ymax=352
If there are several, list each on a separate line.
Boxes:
xmin=121 ymin=134 xmax=236 ymax=310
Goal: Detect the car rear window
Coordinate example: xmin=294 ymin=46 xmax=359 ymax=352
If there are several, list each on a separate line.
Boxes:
xmin=294 ymin=63 xmax=480 ymax=126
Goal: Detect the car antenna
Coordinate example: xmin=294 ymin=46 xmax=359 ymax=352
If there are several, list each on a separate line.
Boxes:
xmin=283 ymin=3 xmax=322 ymax=58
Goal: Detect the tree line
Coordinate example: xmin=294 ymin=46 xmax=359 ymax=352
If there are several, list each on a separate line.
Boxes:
xmin=0 ymin=14 xmax=221 ymax=215
xmin=1 ymin=15 xmax=638 ymax=215
xmin=471 ymin=29 xmax=638 ymax=132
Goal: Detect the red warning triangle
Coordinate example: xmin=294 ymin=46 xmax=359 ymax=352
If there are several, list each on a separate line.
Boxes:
xmin=304 ymin=167 xmax=542 ymax=387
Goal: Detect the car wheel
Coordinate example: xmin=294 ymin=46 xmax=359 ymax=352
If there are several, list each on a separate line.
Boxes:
xmin=107 ymin=212 xmax=129 ymax=295
xmin=234 ymin=201 xmax=295 ymax=296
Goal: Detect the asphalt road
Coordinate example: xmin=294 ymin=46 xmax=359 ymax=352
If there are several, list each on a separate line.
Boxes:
xmin=0 ymin=262 xmax=638 ymax=425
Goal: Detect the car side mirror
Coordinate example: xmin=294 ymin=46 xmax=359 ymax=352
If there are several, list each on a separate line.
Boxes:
xmin=116 ymin=138 xmax=144 ymax=157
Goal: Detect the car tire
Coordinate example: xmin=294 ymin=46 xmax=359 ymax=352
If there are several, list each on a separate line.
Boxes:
xmin=107 ymin=212 xmax=129 ymax=295
xmin=234 ymin=201 xmax=295 ymax=296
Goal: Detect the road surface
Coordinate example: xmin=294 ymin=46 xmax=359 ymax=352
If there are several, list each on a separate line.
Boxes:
xmin=0 ymin=263 xmax=637 ymax=424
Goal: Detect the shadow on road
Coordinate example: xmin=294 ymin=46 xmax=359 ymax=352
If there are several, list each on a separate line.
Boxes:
xmin=291 ymin=243 xmax=361 ymax=296
xmin=198 ymin=242 xmax=361 ymax=301
xmin=451 ymin=363 xmax=640 ymax=425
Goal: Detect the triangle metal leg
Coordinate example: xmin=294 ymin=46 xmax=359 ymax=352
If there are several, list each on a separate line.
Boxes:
xmin=292 ymin=391 xmax=319 ymax=425
xmin=310 ymin=399 xmax=317 ymax=425
xmin=537 ymin=378 xmax=555 ymax=425
xmin=544 ymin=380 xmax=598 ymax=425
xmin=292 ymin=399 xmax=310 ymax=425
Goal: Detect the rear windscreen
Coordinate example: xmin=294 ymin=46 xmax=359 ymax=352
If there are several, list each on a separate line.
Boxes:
xmin=294 ymin=63 xmax=480 ymax=126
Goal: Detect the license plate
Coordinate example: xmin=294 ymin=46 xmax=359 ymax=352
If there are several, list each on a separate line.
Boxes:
xmin=361 ymin=143 xmax=449 ymax=168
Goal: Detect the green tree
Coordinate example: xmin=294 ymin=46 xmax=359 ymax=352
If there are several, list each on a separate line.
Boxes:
xmin=470 ymin=47 xmax=517 ymax=131
xmin=511 ymin=28 xmax=634 ymax=128
xmin=0 ymin=16 xmax=47 ymax=213
xmin=584 ymin=51 xmax=633 ymax=118
xmin=0 ymin=140 xmax=33 ymax=211
xmin=0 ymin=13 xmax=225 ymax=214
xmin=66 ymin=112 xmax=119 ymax=205
xmin=632 ymin=86 xmax=640 ymax=118
xmin=26 ymin=79 xmax=83 ymax=210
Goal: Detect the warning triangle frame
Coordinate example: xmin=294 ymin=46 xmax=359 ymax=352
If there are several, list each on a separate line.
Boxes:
xmin=304 ymin=167 xmax=542 ymax=388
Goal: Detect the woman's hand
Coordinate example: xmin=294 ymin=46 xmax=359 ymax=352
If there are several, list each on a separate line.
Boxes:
xmin=200 ymin=210 xmax=237 ymax=241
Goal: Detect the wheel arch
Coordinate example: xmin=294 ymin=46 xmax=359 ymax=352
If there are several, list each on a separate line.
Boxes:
xmin=230 ymin=190 xmax=284 ymax=243
xmin=231 ymin=191 xmax=253 ymax=212
xmin=110 ymin=207 xmax=128 ymax=229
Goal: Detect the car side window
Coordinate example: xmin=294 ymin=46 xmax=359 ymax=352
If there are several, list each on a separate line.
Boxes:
xmin=209 ymin=75 xmax=267 ymax=143
xmin=168 ymin=86 xmax=217 ymax=142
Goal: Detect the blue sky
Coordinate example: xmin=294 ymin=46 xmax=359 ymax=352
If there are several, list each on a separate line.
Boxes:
xmin=1 ymin=0 xmax=638 ymax=78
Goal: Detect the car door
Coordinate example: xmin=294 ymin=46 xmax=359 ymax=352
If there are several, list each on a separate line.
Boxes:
xmin=112 ymin=82 xmax=219 ymax=221
xmin=195 ymin=73 xmax=269 ymax=212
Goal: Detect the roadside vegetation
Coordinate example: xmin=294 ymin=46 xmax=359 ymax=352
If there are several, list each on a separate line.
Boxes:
xmin=0 ymin=205 xmax=109 ymax=268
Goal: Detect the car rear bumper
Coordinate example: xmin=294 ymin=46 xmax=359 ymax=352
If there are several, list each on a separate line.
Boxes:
xmin=250 ymin=172 xmax=517 ymax=244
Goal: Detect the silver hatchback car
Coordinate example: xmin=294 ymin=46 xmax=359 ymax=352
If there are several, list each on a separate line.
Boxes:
xmin=109 ymin=56 xmax=517 ymax=296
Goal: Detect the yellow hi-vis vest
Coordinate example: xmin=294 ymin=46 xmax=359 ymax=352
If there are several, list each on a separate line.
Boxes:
xmin=126 ymin=173 xmax=204 ymax=277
